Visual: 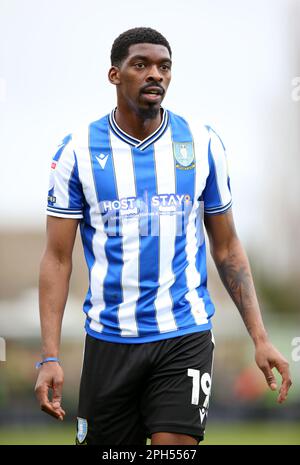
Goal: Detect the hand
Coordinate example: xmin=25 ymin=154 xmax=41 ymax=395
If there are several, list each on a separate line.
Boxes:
xmin=255 ymin=340 xmax=292 ymax=403
xmin=34 ymin=362 xmax=66 ymax=420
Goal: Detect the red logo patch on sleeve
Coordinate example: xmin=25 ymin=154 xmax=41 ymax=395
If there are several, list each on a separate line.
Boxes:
xmin=51 ymin=162 xmax=57 ymax=169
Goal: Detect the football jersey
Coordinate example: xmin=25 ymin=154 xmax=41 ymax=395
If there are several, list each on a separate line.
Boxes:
xmin=47 ymin=108 xmax=232 ymax=343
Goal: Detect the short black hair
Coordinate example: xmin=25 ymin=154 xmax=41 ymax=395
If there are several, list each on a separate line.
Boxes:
xmin=110 ymin=27 xmax=172 ymax=66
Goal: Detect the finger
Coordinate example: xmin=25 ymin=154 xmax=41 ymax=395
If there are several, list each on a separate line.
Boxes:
xmin=277 ymin=364 xmax=292 ymax=403
xmin=42 ymin=403 xmax=65 ymax=420
xmin=50 ymin=404 xmax=66 ymax=420
xmin=35 ymin=383 xmax=50 ymax=406
xmin=41 ymin=401 xmax=65 ymax=420
xmin=52 ymin=379 xmax=63 ymax=410
xmin=278 ymin=382 xmax=290 ymax=403
xmin=260 ymin=365 xmax=277 ymax=391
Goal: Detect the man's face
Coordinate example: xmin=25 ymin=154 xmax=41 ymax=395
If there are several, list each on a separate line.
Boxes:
xmin=110 ymin=43 xmax=172 ymax=118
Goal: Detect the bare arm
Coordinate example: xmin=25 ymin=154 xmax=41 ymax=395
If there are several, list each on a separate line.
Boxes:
xmin=35 ymin=216 xmax=79 ymax=420
xmin=204 ymin=209 xmax=292 ymax=403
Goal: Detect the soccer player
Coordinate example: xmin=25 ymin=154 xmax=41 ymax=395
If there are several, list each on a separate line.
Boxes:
xmin=34 ymin=27 xmax=292 ymax=445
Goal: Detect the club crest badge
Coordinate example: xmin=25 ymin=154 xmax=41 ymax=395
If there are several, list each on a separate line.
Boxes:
xmin=76 ymin=417 xmax=88 ymax=444
xmin=173 ymin=142 xmax=195 ymax=169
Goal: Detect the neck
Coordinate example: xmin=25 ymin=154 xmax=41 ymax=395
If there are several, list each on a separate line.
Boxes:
xmin=114 ymin=105 xmax=163 ymax=140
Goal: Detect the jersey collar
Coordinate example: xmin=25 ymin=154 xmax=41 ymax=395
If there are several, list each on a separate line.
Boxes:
xmin=108 ymin=107 xmax=169 ymax=151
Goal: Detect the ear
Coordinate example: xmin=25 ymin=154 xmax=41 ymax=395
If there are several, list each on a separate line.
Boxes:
xmin=108 ymin=66 xmax=121 ymax=85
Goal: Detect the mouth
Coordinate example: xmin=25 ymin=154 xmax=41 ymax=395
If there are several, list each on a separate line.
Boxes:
xmin=140 ymin=86 xmax=164 ymax=103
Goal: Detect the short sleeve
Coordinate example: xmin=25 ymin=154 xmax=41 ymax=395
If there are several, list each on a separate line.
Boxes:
xmin=202 ymin=126 xmax=232 ymax=215
xmin=47 ymin=134 xmax=84 ymax=219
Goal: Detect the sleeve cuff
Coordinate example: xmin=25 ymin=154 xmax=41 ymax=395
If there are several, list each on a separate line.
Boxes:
xmin=204 ymin=199 xmax=232 ymax=215
xmin=46 ymin=206 xmax=83 ymax=219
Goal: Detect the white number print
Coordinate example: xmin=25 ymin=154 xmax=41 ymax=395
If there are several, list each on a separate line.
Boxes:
xmin=201 ymin=372 xmax=212 ymax=397
xmin=187 ymin=369 xmax=212 ymax=424
xmin=187 ymin=369 xmax=200 ymax=405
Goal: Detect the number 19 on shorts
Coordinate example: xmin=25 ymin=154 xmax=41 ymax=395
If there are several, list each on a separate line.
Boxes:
xmin=188 ymin=369 xmax=212 ymax=424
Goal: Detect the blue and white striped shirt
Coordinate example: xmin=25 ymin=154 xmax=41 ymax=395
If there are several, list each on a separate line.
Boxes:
xmin=47 ymin=109 xmax=232 ymax=343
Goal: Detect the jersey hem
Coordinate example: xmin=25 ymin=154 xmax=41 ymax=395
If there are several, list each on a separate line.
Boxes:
xmin=85 ymin=322 xmax=212 ymax=344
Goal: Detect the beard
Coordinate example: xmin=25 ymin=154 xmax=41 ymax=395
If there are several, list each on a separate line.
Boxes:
xmin=137 ymin=104 xmax=161 ymax=120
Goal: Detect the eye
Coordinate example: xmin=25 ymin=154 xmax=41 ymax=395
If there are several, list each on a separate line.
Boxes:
xmin=160 ymin=64 xmax=171 ymax=71
xmin=134 ymin=62 xmax=146 ymax=69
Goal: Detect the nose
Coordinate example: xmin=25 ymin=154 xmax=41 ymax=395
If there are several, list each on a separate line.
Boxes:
xmin=146 ymin=65 xmax=163 ymax=83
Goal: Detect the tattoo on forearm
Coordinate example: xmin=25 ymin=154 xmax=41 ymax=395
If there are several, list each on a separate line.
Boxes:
xmin=217 ymin=253 xmax=257 ymax=314
xmin=214 ymin=244 xmax=266 ymax=340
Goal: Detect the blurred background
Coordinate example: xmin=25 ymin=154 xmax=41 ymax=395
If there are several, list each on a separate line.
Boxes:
xmin=0 ymin=0 xmax=299 ymax=445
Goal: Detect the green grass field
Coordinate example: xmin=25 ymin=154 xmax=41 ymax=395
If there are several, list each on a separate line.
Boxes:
xmin=0 ymin=422 xmax=299 ymax=445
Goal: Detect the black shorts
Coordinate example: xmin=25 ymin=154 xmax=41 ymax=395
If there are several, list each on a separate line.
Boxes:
xmin=76 ymin=330 xmax=215 ymax=445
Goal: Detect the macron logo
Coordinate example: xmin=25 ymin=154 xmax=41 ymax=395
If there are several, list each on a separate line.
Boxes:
xmin=96 ymin=153 xmax=109 ymax=169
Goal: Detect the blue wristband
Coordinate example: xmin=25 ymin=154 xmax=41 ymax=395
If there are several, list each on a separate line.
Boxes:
xmin=35 ymin=357 xmax=60 ymax=369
